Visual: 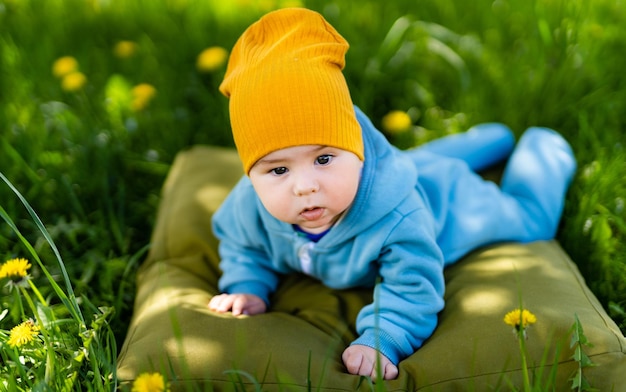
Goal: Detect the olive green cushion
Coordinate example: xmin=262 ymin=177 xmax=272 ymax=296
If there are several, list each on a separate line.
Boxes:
xmin=116 ymin=145 xmax=626 ymax=391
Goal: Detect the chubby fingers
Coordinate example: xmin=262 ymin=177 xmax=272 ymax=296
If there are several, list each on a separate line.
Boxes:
xmin=229 ymin=295 xmax=264 ymax=315
xmin=342 ymin=345 xmax=399 ymax=381
xmin=342 ymin=349 xmax=373 ymax=377
xmin=381 ymin=361 xmax=399 ymax=380
xmin=208 ymin=293 xmax=267 ymax=316
xmin=208 ymin=293 xmax=234 ymax=313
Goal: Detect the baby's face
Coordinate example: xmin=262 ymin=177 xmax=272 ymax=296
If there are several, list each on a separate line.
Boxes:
xmin=249 ymin=145 xmax=363 ymax=234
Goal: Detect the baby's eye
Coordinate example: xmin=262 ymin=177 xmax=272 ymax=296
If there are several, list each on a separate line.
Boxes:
xmin=316 ymin=155 xmax=333 ymax=165
xmin=271 ymin=167 xmax=288 ymax=175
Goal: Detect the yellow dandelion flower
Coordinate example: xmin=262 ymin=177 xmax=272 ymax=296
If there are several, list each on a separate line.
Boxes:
xmin=52 ymin=56 xmax=79 ymax=78
xmin=503 ymin=309 xmax=537 ymax=330
xmin=131 ymin=83 xmax=157 ymax=112
xmin=113 ymin=40 xmax=138 ymax=59
xmin=382 ymin=110 xmax=412 ymax=134
xmin=0 ymin=258 xmax=31 ymax=279
xmin=132 ymin=372 xmax=169 ymax=392
xmin=7 ymin=319 xmax=40 ymax=348
xmin=196 ymin=46 xmax=229 ymax=73
xmin=61 ymin=71 xmax=87 ymax=92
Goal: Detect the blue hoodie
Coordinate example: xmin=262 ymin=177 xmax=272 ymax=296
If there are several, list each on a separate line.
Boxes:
xmin=212 ymin=106 xmax=576 ymax=365
xmin=213 ymin=107 xmax=445 ymax=365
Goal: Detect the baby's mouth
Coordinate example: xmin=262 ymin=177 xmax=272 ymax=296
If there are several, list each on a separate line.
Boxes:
xmin=300 ymin=207 xmax=324 ymax=221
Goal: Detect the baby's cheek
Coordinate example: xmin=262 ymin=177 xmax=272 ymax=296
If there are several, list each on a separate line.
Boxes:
xmin=332 ymin=181 xmax=359 ymax=211
xmin=264 ymin=196 xmax=295 ymax=223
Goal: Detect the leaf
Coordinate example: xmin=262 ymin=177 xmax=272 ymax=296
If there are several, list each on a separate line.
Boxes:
xmin=0 ymin=173 xmax=85 ymax=326
xmin=568 ymin=315 xmax=597 ymax=392
xmin=377 ymin=16 xmax=414 ymax=66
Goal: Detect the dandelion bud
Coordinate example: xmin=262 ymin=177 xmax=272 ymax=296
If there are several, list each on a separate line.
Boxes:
xmin=52 ymin=56 xmax=79 ymax=78
xmin=131 ymin=83 xmax=157 ymax=112
xmin=61 ymin=71 xmax=87 ymax=92
xmin=382 ymin=110 xmax=412 ymax=134
xmin=196 ymin=46 xmax=228 ymax=73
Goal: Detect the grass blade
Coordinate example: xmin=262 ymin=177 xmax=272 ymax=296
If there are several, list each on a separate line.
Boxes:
xmin=0 ymin=171 xmax=84 ymax=325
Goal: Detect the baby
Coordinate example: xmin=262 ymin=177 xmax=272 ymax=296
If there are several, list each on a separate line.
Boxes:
xmin=209 ymin=8 xmax=576 ymax=381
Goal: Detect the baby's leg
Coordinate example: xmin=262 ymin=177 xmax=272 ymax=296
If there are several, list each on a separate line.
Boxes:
xmin=411 ymin=127 xmax=576 ymax=264
xmin=498 ymin=127 xmax=577 ymax=240
xmin=415 ymin=123 xmax=515 ymax=172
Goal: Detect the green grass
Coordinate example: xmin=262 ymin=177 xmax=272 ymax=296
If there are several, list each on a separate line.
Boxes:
xmin=1 ymin=0 xmax=625 ymax=389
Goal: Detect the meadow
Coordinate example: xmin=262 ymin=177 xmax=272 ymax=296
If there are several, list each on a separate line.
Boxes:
xmin=0 ymin=0 xmax=624 ymax=389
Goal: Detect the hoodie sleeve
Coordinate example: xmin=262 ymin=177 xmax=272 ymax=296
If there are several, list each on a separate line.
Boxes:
xmin=350 ymin=204 xmax=445 ymax=365
xmin=212 ymin=178 xmax=281 ymax=305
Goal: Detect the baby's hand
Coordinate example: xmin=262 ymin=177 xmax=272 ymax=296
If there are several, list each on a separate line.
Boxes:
xmin=342 ymin=345 xmax=399 ymax=381
xmin=208 ymin=293 xmax=267 ymax=316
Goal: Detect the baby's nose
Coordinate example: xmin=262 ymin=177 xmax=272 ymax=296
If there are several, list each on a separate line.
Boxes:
xmin=294 ymin=176 xmax=319 ymax=196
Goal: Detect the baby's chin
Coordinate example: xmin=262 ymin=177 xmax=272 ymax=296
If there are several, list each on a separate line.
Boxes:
xmin=293 ymin=221 xmax=334 ymax=234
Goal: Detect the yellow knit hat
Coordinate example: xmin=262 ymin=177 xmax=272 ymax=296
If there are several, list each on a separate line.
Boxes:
xmin=219 ymin=8 xmax=364 ymax=174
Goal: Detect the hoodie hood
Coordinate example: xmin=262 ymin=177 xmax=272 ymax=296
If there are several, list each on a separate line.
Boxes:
xmin=325 ymin=106 xmax=419 ymax=242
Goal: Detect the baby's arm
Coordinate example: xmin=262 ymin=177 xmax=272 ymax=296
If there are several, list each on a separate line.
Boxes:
xmin=209 ymin=293 xmax=267 ymax=316
xmin=348 ymin=207 xmax=445 ymax=375
xmin=342 ymin=345 xmax=398 ymax=381
xmin=211 ymin=179 xmax=281 ymax=315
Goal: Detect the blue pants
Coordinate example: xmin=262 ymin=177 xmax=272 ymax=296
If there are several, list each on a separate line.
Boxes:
xmin=406 ymin=124 xmax=577 ymax=264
